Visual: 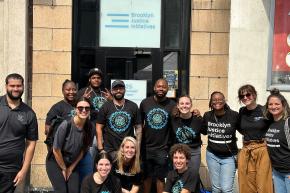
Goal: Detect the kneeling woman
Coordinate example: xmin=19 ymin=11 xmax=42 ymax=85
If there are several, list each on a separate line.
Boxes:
xmin=164 ymin=144 xmax=198 ymax=193
xmin=81 ymin=152 xmax=122 ymax=193
xmin=46 ymin=97 xmax=92 ymax=193
xmin=113 ymin=137 xmax=142 ymax=193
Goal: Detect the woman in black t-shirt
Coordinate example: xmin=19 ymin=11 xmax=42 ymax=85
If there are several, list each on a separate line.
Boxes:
xmin=164 ymin=144 xmax=198 ymax=193
xmin=237 ymin=84 xmax=273 ymax=193
xmin=113 ymin=136 xmax=142 ymax=193
xmin=45 ymin=79 xmax=76 ymax=135
xmin=171 ymin=95 xmax=203 ymax=192
xmin=264 ymin=89 xmax=290 ymax=193
xmin=203 ymin=91 xmax=239 ymax=193
xmin=81 ymin=152 xmax=122 ymax=193
xmin=46 ymin=97 xmax=93 ymax=193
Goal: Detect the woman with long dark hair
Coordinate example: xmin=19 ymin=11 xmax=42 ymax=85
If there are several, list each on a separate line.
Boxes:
xmin=203 ymin=91 xmax=239 ymax=193
xmin=237 ymin=84 xmax=273 ymax=193
xmin=113 ymin=136 xmax=142 ymax=193
xmin=264 ymin=89 xmax=290 ymax=193
xmin=81 ymin=152 xmax=122 ymax=193
xmin=46 ymin=97 xmax=93 ymax=193
xmin=171 ymin=95 xmax=203 ymax=192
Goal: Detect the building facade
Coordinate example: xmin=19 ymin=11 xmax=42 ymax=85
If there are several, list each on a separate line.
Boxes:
xmin=1 ymin=0 xmax=289 ymax=191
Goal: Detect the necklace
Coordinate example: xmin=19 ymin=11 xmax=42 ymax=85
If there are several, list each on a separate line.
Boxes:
xmin=113 ymin=100 xmax=125 ymax=111
xmin=90 ymin=86 xmax=103 ymax=97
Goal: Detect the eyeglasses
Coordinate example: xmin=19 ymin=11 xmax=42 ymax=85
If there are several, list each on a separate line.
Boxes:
xmin=76 ymin=106 xmax=90 ymax=112
xmin=239 ymin=93 xmax=252 ymax=100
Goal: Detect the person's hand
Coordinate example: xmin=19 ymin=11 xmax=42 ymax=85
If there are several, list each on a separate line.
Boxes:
xmin=66 ymin=166 xmax=73 ymax=180
xmin=102 ymin=88 xmax=113 ymax=100
xmin=62 ymin=169 xmax=67 ymax=181
xmin=13 ymin=169 xmax=26 ymax=186
xmin=83 ymin=87 xmax=92 ymax=99
xmin=192 ymin=108 xmax=201 ymax=117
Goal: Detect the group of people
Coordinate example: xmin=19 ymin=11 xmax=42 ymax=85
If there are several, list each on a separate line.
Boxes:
xmin=0 ymin=71 xmax=289 ymax=193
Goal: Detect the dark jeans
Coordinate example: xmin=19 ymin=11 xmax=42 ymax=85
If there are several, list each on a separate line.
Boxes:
xmin=0 ymin=171 xmax=17 ymax=193
xmin=46 ymin=157 xmax=79 ymax=193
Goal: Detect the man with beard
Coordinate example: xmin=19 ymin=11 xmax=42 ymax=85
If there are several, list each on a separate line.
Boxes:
xmin=96 ymin=80 xmax=142 ymax=160
xmin=140 ymin=78 xmax=176 ymax=193
xmin=0 ymin=73 xmax=38 ymax=193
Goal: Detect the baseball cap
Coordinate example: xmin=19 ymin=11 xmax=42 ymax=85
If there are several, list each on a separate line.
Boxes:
xmin=111 ymin=80 xmax=125 ymax=88
xmin=88 ymin=68 xmax=103 ymax=78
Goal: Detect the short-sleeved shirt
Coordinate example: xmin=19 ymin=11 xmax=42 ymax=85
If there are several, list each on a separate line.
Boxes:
xmin=164 ymin=168 xmax=197 ymax=193
xmin=53 ymin=119 xmax=84 ymax=165
xmin=265 ymin=118 xmax=290 ymax=173
xmin=171 ymin=115 xmax=203 ymax=148
xmin=96 ymin=99 xmax=141 ymax=153
xmin=238 ymin=105 xmax=270 ymax=141
xmin=81 ymin=173 xmax=122 ymax=193
xmin=0 ymin=95 xmax=38 ymax=172
xmin=45 ymin=100 xmax=75 ymax=125
xmin=203 ymin=110 xmax=239 ymax=156
xmin=140 ymin=96 xmax=176 ymax=154
xmin=113 ymin=163 xmax=142 ymax=191
xmin=78 ymin=87 xmax=108 ymax=122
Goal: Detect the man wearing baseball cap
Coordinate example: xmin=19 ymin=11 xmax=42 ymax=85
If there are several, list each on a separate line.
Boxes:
xmin=96 ymin=80 xmax=142 ymax=160
xmin=77 ymin=68 xmax=112 ymax=181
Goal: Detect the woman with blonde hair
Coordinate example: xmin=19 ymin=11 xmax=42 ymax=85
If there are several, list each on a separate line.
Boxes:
xmin=113 ymin=136 xmax=142 ymax=193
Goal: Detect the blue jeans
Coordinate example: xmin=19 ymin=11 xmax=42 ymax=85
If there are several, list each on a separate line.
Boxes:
xmin=78 ymin=151 xmax=93 ymax=184
xmin=206 ymin=150 xmax=236 ymax=193
xmin=272 ymin=169 xmax=290 ymax=193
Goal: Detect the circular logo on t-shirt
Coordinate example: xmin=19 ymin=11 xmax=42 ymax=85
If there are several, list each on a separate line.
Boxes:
xmin=172 ymin=180 xmax=183 ymax=193
xmin=147 ymin=108 xmax=168 ymax=130
xmin=109 ymin=111 xmax=131 ymax=133
xmin=68 ymin=109 xmax=76 ymax=117
xmin=176 ymin=126 xmax=196 ymax=144
xmin=92 ymin=96 xmax=107 ymax=111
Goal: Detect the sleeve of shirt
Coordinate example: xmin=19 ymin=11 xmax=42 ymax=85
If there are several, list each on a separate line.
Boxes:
xmin=139 ymin=100 xmax=145 ymax=123
xmin=96 ymin=104 xmax=107 ymax=124
xmin=53 ymin=120 xmax=69 ymax=149
xmin=45 ymin=103 xmax=60 ymax=125
xmin=182 ymin=169 xmax=198 ymax=192
xmin=135 ymin=105 xmax=142 ymax=125
xmin=132 ymin=172 xmax=142 ymax=185
xmin=26 ymin=111 xmax=39 ymax=141
xmin=164 ymin=171 xmax=174 ymax=192
xmin=200 ymin=113 xmax=208 ymax=135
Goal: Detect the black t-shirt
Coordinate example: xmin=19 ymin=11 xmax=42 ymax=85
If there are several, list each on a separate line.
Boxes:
xmin=164 ymin=168 xmax=197 ymax=193
xmin=78 ymin=87 xmax=108 ymax=122
xmin=265 ymin=118 xmax=290 ymax=173
xmin=81 ymin=173 xmax=122 ymax=193
xmin=53 ymin=119 xmax=84 ymax=165
xmin=0 ymin=95 xmax=38 ymax=172
xmin=203 ymin=110 xmax=239 ymax=156
xmin=140 ymin=96 xmax=176 ymax=153
xmin=113 ymin=163 xmax=142 ymax=191
xmin=239 ymin=105 xmax=270 ymax=141
xmin=45 ymin=100 xmax=75 ymax=125
xmin=96 ymin=99 xmax=141 ymax=153
xmin=171 ymin=115 xmax=203 ymax=148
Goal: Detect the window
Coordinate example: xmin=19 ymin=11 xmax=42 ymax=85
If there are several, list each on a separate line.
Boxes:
xmin=268 ymin=0 xmax=290 ymax=90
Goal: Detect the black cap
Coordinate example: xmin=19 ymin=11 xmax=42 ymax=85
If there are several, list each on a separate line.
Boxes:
xmin=88 ymin=68 xmax=103 ymax=78
xmin=111 ymin=80 xmax=125 ymax=88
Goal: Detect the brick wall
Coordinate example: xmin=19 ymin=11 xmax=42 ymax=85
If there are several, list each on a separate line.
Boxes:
xmin=190 ymin=0 xmax=231 ymax=188
xmin=31 ymin=0 xmax=72 ymax=189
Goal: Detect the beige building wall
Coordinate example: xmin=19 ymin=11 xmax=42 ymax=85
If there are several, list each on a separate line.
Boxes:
xmin=190 ymin=0 xmax=231 ymax=188
xmin=0 ymin=0 xmax=28 ymax=98
xmin=31 ymin=0 xmax=72 ymax=189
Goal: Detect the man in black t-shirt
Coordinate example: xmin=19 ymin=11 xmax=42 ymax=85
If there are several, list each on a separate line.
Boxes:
xmin=96 ymin=80 xmax=142 ymax=160
xmin=140 ymin=78 xmax=176 ymax=193
xmin=0 ymin=73 xmax=38 ymax=193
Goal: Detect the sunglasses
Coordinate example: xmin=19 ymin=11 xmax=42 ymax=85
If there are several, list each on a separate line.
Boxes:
xmin=239 ymin=93 xmax=252 ymax=99
xmin=76 ymin=106 xmax=90 ymax=112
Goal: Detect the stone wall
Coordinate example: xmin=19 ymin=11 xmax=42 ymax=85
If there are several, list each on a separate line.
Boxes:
xmin=190 ymin=0 xmax=231 ymax=189
xmin=31 ymin=0 xmax=72 ymax=189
